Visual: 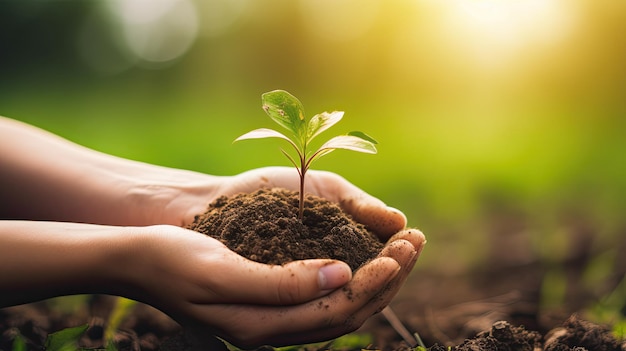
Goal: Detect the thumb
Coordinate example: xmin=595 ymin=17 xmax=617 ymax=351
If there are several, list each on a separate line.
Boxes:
xmin=215 ymin=259 xmax=352 ymax=305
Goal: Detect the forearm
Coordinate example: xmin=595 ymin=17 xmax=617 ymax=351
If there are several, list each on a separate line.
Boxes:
xmin=0 ymin=117 xmax=221 ymax=225
xmin=0 ymin=220 xmax=137 ymax=307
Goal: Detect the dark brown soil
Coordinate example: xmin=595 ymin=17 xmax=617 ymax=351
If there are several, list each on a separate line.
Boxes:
xmin=186 ymin=188 xmax=384 ymax=271
xmin=542 ymin=314 xmax=624 ymax=351
xmin=450 ymin=319 xmax=542 ymax=351
xmin=431 ymin=315 xmax=624 ymax=351
xmin=2 ymin=303 xmax=623 ymax=351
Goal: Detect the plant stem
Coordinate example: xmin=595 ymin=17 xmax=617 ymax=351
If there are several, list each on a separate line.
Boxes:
xmin=298 ymin=165 xmax=306 ymax=220
xmin=297 ymin=144 xmax=308 ymax=220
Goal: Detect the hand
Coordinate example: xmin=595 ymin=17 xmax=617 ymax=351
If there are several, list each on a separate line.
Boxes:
xmin=144 ymin=167 xmax=424 ymax=347
xmin=212 ymin=229 xmax=425 ymax=348
xmin=126 ymin=225 xmax=425 ymax=348
xmin=0 ymin=118 xmax=425 ymax=348
xmin=0 ymin=221 xmax=421 ymax=350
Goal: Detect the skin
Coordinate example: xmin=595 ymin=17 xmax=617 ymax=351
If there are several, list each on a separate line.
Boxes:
xmin=0 ymin=116 xmax=426 ymax=348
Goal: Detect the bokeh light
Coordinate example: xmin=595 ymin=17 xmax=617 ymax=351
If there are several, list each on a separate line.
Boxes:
xmin=107 ymin=0 xmax=198 ymax=67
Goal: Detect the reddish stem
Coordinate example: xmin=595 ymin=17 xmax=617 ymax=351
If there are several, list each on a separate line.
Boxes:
xmin=298 ymin=160 xmax=307 ymax=220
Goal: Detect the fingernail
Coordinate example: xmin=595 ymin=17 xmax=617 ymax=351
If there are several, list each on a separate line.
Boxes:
xmin=318 ymin=262 xmax=352 ymax=290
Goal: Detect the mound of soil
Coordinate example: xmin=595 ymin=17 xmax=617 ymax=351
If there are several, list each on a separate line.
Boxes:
xmin=417 ymin=315 xmax=624 ymax=351
xmin=543 ymin=315 xmax=624 ymax=351
xmin=186 ymin=188 xmax=384 ymax=271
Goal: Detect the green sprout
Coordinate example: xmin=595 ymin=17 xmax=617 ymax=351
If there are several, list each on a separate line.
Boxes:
xmin=235 ymin=89 xmax=377 ymax=219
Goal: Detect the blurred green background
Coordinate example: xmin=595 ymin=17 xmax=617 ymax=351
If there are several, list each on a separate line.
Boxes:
xmin=1 ymin=0 xmax=625 ymax=319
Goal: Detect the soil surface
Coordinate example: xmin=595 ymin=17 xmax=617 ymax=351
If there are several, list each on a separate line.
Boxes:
xmin=422 ymin=315 xmax=624 ymax=351
xmin=1 ymin=189 xmax=625 ymax=351
xmin=2 ymin=298 xmax=623 ymax=351
xmin=186 ymin=188 xmax=384 ymax=271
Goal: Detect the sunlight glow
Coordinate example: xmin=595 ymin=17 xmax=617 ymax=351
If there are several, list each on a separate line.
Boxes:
xmin=456 ymin=0 xmax=568 ymax=39
xmin=442 ymin=0 xmax=575 ymax=69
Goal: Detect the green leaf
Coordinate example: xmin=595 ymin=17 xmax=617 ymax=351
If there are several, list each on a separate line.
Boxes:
xmin=261 ymin=90 xmax=306 ymax=139
xmin=307 ymin=111 xmax=343 ymax=142
xmin=318 ymin=135 xmax=378 ymax=154
xmin=235 ymin=128 xmax=292 ymax=143
xmin=44 ymin=324 xmax=89 ymax=351
xmin=348 ymin=130 xmax=378 ymax=144
xmin=234 ymin=128 xmax=299 ymax=153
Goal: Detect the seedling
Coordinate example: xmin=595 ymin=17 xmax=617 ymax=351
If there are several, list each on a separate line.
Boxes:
xmin=235 ymin=89 xmax=377 ymax=219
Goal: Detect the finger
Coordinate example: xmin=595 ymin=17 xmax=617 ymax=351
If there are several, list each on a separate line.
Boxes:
xmin=205 ymin=257 xmax=352 ymax=305
xmin=387 ymin=228 xmax=427 ymax=254
xmin=373 ymin=228 xmax=426 ymax=303
xmin=373 ymin=240 xmax=421 ymax=306
xmin=379 ymin=228 xmax=426 ymax=273
xmin=341 ymin=200 xmax=407 ymax=241
xmin=260 ymin=256 xmax=404 ymax=347
xmin=193 ymin=257 xmax=401 ymax=349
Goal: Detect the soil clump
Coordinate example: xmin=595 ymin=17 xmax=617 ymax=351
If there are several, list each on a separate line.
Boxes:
xmin=186 ymin=188 xmax=384 ymax=270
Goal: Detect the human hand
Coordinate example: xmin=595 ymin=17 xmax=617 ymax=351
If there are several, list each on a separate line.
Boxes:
xmin=130 ymin=166 xmax=423 ymax=346
xmin=210 ymin=167 xmax=425 ymax=347
xmin=0 ymin=219 xmax=410 ymax=349
xmin=147 ymin=166 xmax=424 ymax=347
xmin=0 ymin=117 xmax=424 ymax=347
xmin=125 ymin=225 xmax=425 ymax=348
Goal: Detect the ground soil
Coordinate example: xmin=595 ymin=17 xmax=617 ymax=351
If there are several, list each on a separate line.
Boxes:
xmin=1 ymin=189 xmax=624 ymax=351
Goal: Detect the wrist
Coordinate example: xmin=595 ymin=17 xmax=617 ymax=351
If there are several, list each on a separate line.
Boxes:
xmin=105 ymin=225 xmax=184 ymax=308
xmin=91 ymin=156 xmax=223 ymax=226
xmin=95 ymin=226 xmax=146 ymax=298
xmin=0 ymin=222 xmax=139 ymax=307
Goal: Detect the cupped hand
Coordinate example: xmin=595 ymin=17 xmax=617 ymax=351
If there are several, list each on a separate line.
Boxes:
xmin=149 ymin=167 xmax=425 ymax=347
xmin=127 ymin=225 xmax=351 ymax=308
xmin=128 ymin=225 xmax=425 ymax=349
xmin=207 ymin=228 xmax=426 ymax=348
